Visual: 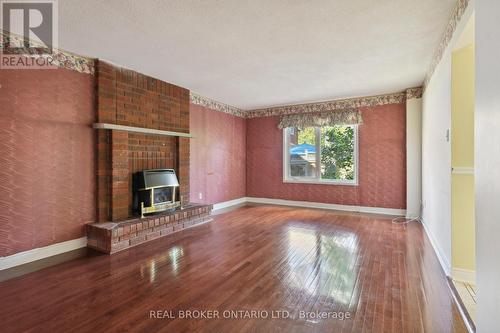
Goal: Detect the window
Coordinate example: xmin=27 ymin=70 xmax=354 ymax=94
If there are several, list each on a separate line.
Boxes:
xmin=283 ymin=125 xmax=358 ymax=185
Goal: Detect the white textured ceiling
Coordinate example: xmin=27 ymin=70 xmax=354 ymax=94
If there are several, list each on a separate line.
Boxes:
xmin=59 ymin=0 xmax=456 ymax=109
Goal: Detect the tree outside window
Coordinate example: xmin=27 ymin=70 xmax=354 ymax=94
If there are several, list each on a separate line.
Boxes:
xmin=284 ymin=125 xmax=357 ymax=185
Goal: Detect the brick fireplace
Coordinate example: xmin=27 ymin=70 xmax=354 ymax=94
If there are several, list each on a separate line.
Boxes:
xmin=95 ymin=60 xmax=190 ymax=222
xmin=88 ymin=61 xmax=212 ymax=254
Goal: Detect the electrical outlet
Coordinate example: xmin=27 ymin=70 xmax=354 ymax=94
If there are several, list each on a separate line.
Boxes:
xmin=198 ymin=192 xmax=203 ymax=200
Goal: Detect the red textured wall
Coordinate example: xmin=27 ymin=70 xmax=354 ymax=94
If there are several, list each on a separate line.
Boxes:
xmin=246 ymin=103 xmax=406 ymax=209
xmin=0 ymin=68 xmax=96 ymax=257
xmin=190 ymin=104 xmax=246 ymax=204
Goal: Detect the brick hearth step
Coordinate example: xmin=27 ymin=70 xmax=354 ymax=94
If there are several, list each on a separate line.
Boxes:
xmin=86 ymin=204 xmax=213 ymax=254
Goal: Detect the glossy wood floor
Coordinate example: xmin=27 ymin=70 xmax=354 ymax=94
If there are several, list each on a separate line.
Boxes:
xmin=0 ymin=205 xmax=467 ymax=333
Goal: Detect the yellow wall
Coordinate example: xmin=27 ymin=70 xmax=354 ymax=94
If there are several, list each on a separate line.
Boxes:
xmin=452 ymin=45 xmax=475 ymax=167
xmin=451 ymin=44 xmax=475 ymax=273
xmin=452 ymin=175 xmax=475 ymax=270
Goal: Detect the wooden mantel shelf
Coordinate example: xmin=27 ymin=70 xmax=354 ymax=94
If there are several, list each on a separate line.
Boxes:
xmin=93 ymin=123 xmax=193 ymax=138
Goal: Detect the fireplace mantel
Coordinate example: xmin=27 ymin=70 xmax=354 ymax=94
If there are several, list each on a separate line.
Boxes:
xmin=93 ymin=123 xmax=193 ymax=138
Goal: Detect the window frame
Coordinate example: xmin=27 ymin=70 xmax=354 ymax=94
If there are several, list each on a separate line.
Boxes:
xmin=282 ymin=125 xmax=359 ymax=186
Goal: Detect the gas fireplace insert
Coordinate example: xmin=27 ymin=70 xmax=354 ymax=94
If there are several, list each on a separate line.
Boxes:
xmin=133 ymin=169 xmax=180 ymax=217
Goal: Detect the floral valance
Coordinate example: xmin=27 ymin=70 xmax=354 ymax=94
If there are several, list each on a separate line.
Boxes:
xmin=277 ymin=109 xmax=362 ymax=129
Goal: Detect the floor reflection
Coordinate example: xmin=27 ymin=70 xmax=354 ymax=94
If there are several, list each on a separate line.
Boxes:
xmin=0 ymin=206 xmax=468 ymax=332
xmin=139 ymin=246 xmax=185 ymax=283
xmin=285 ymin=225 xmax=359 ymax=307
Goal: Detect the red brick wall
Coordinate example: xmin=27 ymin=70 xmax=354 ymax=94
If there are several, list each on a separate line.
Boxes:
xmin=96 ymin=61 xmax=190 ymax=221
xmin=0 ymin=68 xmax=96 ymax=256
xmin=189 ymin=104 xmax=247 ymax=204
xmin=178 ymin=137 xmax=190 ymax=206
xmin=246 ymin=103 xmax=406 ymax=209
xmin=128 ymin=133 xmax=178 ymax=212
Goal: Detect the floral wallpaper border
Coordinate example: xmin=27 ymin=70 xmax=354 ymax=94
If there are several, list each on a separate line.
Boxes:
xmin=245 ymin=89 xmax=423 ymax=118
xmin=190 ymin=92 xmax=248 ymax=118
xmin=406 ymin=87 xmax=423 ymax=100
xmin=0 ymin=29 xmax=95 ymax=75
xmin=424 ymin=0 xmax=470 ymax=88
xmin=192 ymin=87 xmax=423 ymax=119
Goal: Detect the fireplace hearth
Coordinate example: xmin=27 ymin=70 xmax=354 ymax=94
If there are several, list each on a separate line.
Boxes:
xmin=87 ymin=204 xmax=213 ymax=254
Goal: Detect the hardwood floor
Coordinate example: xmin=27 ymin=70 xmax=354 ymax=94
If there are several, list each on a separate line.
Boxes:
xmin=0 ymin=205 xmax=467 ymax=332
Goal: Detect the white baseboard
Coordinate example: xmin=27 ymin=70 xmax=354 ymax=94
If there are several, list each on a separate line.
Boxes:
xmin=214 ymin=197 xmax=406 ymax=216
xmin=212 ymin=196 xmax=406 ymax=216
xmin=452 ymin=268 xmax=476 ymax=285
xmin=212 ymin=197 xmax=249 ymax=211
xmin=246 ymin=197 xmax=406 ymax=216
xmin=406 ymin=212 xmax=421 ymax=219
xmin=0 ymin=237 xmax=87 ymax=271
xmin=420 ymin=218 xmax=451 ymax=276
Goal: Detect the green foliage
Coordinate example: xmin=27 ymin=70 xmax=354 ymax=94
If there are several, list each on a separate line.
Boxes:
xmin=320 ymin=126 xmax=355 ymax=180
xmin=297 ymin=127 xmax=315 ymax=145
xmin=292 ymin=125 xmax=355 ymax=180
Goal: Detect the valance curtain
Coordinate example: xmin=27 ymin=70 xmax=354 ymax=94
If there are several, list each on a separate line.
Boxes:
xmin=277 ymin=109 xmax=362 ymax=129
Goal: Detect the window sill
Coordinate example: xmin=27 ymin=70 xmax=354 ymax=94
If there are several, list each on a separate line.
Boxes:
xmin=283 ymin=178 xmax=359 ymax=186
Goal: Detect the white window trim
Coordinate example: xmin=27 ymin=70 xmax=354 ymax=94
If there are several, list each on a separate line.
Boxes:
xmin=282 ymin=125 xmax=359 ymax=186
